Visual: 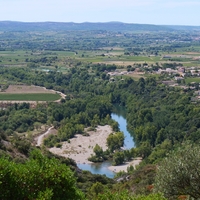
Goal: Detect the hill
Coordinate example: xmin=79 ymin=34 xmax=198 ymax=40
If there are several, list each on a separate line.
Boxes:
xmin=1 ymin=21 xmax=200 ymax=32
xmin=0 ymin=21 xmax=173 ymax=32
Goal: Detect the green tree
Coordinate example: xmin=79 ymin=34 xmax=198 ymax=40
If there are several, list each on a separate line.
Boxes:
xmin=112 ymin=151 xmax=125 ymax=166
xmin=0 ymin=149 xmax=84 ymax=200
xmin=97 ymin=190 xmax=166 ymax=200
xmin=88 ymin=182 xmax=105 ymax=199
xmin=154 ymin=143 xmax=200 ymax=199
xmin=107 ymin=132 xmax=124 ymax=152
xmin=124 ymin=149 xmax=133 ymax=161
xmin=93 ymin=144 xmax=103 ymax=158
xmin=27 ymin=62 xmax=38 ymax=68
xmin=137 ymin=141 xmax=152 ymax=158
xmin=91 ymin=114 xmax=100 ymax=127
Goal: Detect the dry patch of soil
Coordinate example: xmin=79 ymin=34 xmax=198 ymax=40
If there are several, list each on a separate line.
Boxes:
xmin=3 ymin=85 xmax=56 ymax=94
xmin=49 ymin=125 xmax=113 ymax=164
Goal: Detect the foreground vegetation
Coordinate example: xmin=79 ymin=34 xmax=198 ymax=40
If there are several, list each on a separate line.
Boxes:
xmin=0 ymin=149 xmax=84 ymax=200
xmin=0 ymin=23 xmax=200 ymax=199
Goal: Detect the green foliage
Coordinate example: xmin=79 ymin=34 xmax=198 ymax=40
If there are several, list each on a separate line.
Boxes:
xmin=44 ymin=97 xmax=113 ymax=147
xmin=136 ymin=142 xmax=152 ymax=159
xmin=0 ymin=149 xmax=85 ymax=200
xmin=110 ymin=120 xmax=119 ymax=132
xmin=87 ymin=182 xmax=105 ymax=199
xmin=1 ymin=27 xmax=200 ymax=200
xmin=55 ymin=142 xmax=62 ymax=148
xmin=36 ymin=188 xmax=53 ymax=200
xmin=11 ymin=135 xmax=31 ymax=155
xmin=154 ymin=143 xmax=200 ymax=199
xmin=88 ymin=144 xmax=105 ymax=162
xmin=0 ymin=103 xmax=47 ymax=134
xmin=148 ymin=139 xmax=172 ymax=163
xmin=93 ymin=144 xmax=103 ymax=158
xmin=76 ymin=170 xmax=114 ymax=195
xmin=113 ymin=164 xmax=157 ymax=196
xmin=27 ymin=62 xmax=39 ymax=68
xmin=107 ymin=132 xmax=124 ymax=152
xmin=112 ymin=151 xmax=125 ymax=166
xmin=97 ymin=190 xmax=166 ymax=200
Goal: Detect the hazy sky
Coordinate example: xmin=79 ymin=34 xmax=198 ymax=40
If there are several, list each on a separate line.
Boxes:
xmin=0 ymin=0 xmax=199 ymax=26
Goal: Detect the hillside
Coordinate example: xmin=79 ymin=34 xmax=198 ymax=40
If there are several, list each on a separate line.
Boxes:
xmin=1 ymin=21 xmax=200 ymax=32
xmin=0 ymin=20 xmax=200 ymax=199
xmin=0 ymin=21 xmax=172 ymax=32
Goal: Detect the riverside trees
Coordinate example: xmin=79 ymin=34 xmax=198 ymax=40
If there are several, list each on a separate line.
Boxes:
xmin=106 ymin=131 xmax=124 ymax=153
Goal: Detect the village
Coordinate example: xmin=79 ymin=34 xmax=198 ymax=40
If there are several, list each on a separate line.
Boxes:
xmin=106 ymin=63 xmax=200 ymax=101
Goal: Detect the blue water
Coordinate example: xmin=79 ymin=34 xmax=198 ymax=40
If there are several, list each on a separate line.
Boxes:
xmin=77 ymin=161 xmax=115 ymax=178
xmin=111 ymin=113 xmax=135 ymax=149
xmin=77 ymin=111 xmax=134 ymax=178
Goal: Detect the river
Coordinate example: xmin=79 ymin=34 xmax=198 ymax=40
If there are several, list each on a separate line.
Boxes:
xmin=77 ymin=107 xmax=135 ymax=178
xmin=111 ymin=113 xmax=135 ymax=149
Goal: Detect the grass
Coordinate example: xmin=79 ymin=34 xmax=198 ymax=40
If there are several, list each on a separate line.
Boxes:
xmin=0 ymin=93 xmax=60 ymax=101
xmin=182 ymin=63 xmax=198 ymax=67
xmin=119 ymin=56 xmax=153 ymax=62
xmin=1 ymin=48 xmax=200 ymax=72
xmin=185 ymin=77 xmax=200 ymax=84
xmin=125 ymin=73 xmax=146 ymax=80
xmin=144 ymin=73 xmax=161 ymax=80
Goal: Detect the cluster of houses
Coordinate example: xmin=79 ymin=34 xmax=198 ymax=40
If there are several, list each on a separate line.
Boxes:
xmin=105 ymin=65 xmax=200 ymax=102
xmin=156 ymin=66 xmax=200 ymax=82
xmin=106 ymin=65 xmax=200 ymax=87
xmin=157 ymin=67 xmax=185 ymax=77
xmin=191 ymin=90 xmax=200 ymax=102
xmin=107 ymin=70 xmax=133 ymax=77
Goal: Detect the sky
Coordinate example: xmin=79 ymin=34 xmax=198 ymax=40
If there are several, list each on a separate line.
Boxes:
xmin=0 ymin=0 xmax=199 ymax=26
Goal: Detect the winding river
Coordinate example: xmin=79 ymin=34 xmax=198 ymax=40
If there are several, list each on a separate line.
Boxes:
xmin=111 ymin=113 xmax=135 ymax=149
xmin=77 ymin=107 xmax=135 ymax=178
xmin=36 ymin=107 xmax=135 ymax=178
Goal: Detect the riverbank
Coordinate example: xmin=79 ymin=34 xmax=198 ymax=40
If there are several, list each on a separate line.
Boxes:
xmin=108 ymin=157 xmax=142 ymax=173
xmin=39 ymin=124 xmax=142 ymax=175
xmin=49 ymin=125 xmax=113 ymax=164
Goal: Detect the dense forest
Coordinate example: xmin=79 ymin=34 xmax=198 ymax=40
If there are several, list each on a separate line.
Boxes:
xmin=0 ymin=24 xmax=200 ymax=199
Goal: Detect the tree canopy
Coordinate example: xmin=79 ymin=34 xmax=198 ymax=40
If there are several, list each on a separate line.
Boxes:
xmin=154 ymin=143 xmax=200 ymax=199
xmin=0 ymin=149 xmax=84 ymax=200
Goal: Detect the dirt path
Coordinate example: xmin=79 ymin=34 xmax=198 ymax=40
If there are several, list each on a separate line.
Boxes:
xmin=36 ymin=126 xmax=54 ymax=146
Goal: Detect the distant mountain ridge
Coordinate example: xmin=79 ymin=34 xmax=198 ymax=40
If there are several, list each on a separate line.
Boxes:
xmin=0 ymin=21 xmax=199 ymax=32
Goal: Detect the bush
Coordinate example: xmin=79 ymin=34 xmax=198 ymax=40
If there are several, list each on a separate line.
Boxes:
xmin=97 ymin=190 xmax=166 ymax=200
xmin=0 ymin=149 xmax=85 ymax=199
xmin=154 ymin=143 xmax=200 ymax=199
xmin=55 ymin=143 xmax=62 ymax=148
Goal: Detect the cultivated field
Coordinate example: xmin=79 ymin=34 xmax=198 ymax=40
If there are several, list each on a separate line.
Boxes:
xmin=3 ymin=85 xmax=56 ymax=93
xmin=0 ymin=93 xmax=60 ymax=101
xmin=0 ymin=85 xmax=61 ymax=101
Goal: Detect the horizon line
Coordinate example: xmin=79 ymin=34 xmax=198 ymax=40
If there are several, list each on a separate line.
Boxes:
xmin=0 ymin=20 xmax=199 ymax=27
